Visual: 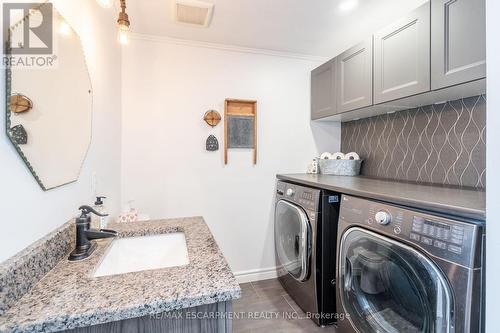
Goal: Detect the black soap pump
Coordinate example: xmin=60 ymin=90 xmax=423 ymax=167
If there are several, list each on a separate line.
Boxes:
xmin=69 ymin=205 xmax=117 ymax=261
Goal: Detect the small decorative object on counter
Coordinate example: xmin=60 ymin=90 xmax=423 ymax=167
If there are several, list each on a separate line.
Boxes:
xmin=9 ymin=124 xmax=28 ymax=145
xmin=118 ymin=200 xmax=139 ymax=223
xmin=206 ymin=134 xmax=219 ymax=151
xmin=318 ymin=151 xmax=362 ymax=176
xmin=306 ymin=158 xmax=319 ymax=174
xmin=10 ymin=94 xmax=33 ymax=113
xmin=203 ymin=110 xmax=221 ymax=127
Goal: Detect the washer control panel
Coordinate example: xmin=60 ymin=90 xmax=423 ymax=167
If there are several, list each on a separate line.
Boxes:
xmin=409 ymin=216 xmax=468 ymax=254
xmin=339 ymin=195 xmax=483 ymax=269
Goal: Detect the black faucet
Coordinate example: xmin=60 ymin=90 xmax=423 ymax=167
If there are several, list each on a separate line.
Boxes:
xmin=68 ymin=205 xmax=117 ymax=261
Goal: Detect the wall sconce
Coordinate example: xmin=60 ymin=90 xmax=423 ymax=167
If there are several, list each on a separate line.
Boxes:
xmin=117 ymin=0 xmax=130 ymax=45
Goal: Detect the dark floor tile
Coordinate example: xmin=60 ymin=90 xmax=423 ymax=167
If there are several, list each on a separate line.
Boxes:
xmin=239 ymin=282 xmax=258 ymax=299
xmin=234 ymin=317 xmax=313 ymax=333
xmin=233 ymin=293 xmax=292 ymax=313
xmin=251 ymin=278 xmax=287 ymax=299
xmin=251 ymin=278 xmax=283 ymax=289
xmin=233 ymin=279 xmax=338 ymax=333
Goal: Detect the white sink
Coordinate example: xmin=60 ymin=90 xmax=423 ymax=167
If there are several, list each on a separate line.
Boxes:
xmin=93 ymin=233 xmax=189 ymax=277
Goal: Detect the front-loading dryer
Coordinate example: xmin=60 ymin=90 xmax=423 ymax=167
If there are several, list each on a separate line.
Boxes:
xmin=336 ymin=195 xmax=485 ymax=333
xmin=274 ymin=180 xmax=340 ymax=326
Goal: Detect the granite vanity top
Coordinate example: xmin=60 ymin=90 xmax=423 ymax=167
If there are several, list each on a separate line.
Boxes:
xmin=277 ymin=174 xmax=486 ymax=221
xmin=0 ymin=217 xmax=241 ymax=333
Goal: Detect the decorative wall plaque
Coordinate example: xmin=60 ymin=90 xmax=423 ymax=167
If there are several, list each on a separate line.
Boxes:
xmin=10 ymin=124 xmax=28 ymax=145
xmin=224 ymin=99 xmax=257 ymax=164
xmin=206 ymin=135 xmax=219 ymax=151
xmin=203 ymin=110 xmax=221 ymax=127
xmin=10 ymin=94 xmax=33 ymax=113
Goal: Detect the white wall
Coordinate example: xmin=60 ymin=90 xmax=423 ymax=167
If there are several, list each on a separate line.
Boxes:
xmin=121 ymin=36 xmax=340 ymax=277
xmin=485 ymin=0 xmax=500 ymax=330
xmin=0 ymin=1 xmax=122 ymax=262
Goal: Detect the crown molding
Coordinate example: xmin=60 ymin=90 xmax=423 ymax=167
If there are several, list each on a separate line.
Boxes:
xmin=128 ymin=32 xmax=329 ymax=62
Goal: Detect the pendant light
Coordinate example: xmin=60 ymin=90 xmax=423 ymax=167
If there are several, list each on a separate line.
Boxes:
xmin=117 ymin=0 xmax=130 ymax=45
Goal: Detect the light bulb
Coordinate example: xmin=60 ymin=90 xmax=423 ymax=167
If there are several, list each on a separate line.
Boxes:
xmin=59 ymin=20 xmax=71 ymax=36
xmin=118 ymin=27 xmax=129 ymax=45
xmin=96 ymin=0 xmax=113 ymax=8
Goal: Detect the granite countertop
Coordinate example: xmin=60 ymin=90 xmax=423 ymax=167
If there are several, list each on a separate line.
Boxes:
xmin=0 ymin=217 xmax=241 ymax=333
xmin=277 ymin=174 xmax=485 ymax=221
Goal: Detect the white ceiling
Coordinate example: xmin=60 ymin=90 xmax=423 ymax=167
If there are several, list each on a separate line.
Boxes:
xmin=127 ymin=0 xmax=428 ymax=57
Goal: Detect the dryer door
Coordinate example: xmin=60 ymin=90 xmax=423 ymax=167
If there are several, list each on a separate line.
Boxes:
xmin=275 ymin=200 xmax=311 ymax=282
xmin=339 ymin=227 xmax=453 ymax=333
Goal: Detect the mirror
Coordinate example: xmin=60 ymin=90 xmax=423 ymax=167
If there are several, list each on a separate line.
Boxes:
xmin=5 ymin=6 xmax=92 ymax=190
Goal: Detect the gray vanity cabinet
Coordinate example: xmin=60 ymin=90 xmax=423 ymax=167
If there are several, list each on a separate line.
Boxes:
xmin=373 ymin=2 xmax=430 ymax=104
xmin=431 ymin=0 xmax=486 ymax=90
xmin=336 ymin=39 xmax=373 ymax=113
xmin=311 ymin=58 xmax=337 ymax=120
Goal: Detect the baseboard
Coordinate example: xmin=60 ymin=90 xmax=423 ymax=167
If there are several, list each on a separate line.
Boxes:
xmin=233 ymin=267 xmax=279 ymax=284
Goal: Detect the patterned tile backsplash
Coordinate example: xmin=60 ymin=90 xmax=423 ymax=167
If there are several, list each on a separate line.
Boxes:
xmin=341 ymin=95 xmax=486 ymax=188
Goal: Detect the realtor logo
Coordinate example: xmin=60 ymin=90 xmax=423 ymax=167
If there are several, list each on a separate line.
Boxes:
xmin=3 ymin=2 xmax=53 ymax=55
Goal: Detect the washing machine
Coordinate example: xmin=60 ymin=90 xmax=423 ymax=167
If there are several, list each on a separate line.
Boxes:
xmin=274 ymin=180 xmax=340 ymax=326
xmin=336 ymin=195 xmax=485 ymax=333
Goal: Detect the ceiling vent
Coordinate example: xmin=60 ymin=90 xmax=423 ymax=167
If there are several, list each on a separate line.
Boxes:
xmin=174 ymin=0 xmax=214 ymax=27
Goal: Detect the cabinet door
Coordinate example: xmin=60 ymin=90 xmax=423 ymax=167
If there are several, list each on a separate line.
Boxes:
xmin=336 ymin=40 xmax=373 ymax=113
xmin=311 ymin=59 xmax=337 ymax=120
xmin=431 ymin=0 xmax=486 ymax=90
xmin=373 ymin=3 xmax=430 ymax=104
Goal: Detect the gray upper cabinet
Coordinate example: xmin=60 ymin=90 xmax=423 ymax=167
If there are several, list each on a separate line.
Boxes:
xmin=336 ymin=39 xmax=373 ymax=113
xmin=311 ymin=0 xmax=486 ymax=122
xmin=373 ymin=3 xmax=430 ymax=104
xmin=311 ymin=58 xmax=337 ymax=120
xmin=431 ymin=0 xmax=486 ymax=90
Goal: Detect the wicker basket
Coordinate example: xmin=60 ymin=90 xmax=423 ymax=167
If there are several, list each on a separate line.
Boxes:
xmin=318 ymin=159 xmax=362 ymax=176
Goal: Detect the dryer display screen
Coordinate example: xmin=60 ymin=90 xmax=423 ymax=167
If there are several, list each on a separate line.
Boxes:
xmin=302 ymin=192 xmax=313 ymax=201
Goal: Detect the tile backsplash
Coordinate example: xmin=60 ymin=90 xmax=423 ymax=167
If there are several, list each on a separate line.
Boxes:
xmin=341 ymin=95 xmax=486 ymax=188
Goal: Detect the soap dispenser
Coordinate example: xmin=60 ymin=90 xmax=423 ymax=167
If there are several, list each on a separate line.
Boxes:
xmin=92 ymin=196 xmax=109 ymax=229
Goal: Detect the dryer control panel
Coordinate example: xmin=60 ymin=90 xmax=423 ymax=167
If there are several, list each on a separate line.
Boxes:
xmin=339 ymin=195 xmax=483 ymax=269
xmin=276 ymin=180 xmax=321 ymax=213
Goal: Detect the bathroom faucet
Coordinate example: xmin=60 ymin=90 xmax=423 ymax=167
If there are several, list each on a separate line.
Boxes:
xmin=69 ymin=205 xmax=117 ymax=261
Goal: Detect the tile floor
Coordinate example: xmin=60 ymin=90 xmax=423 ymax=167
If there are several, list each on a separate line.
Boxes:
xmin=233 ymin=278 xmax=337 ymax=332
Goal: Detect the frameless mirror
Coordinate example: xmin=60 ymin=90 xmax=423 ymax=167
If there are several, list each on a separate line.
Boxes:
xmin=5 ymin=5 xmax=92 ymax=190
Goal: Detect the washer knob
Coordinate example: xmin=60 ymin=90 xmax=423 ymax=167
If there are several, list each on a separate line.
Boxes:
xmin=375 ymin=211 xmax=391 ymax=225
xmin=286 ymin=188 xmax=295 ymax=197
